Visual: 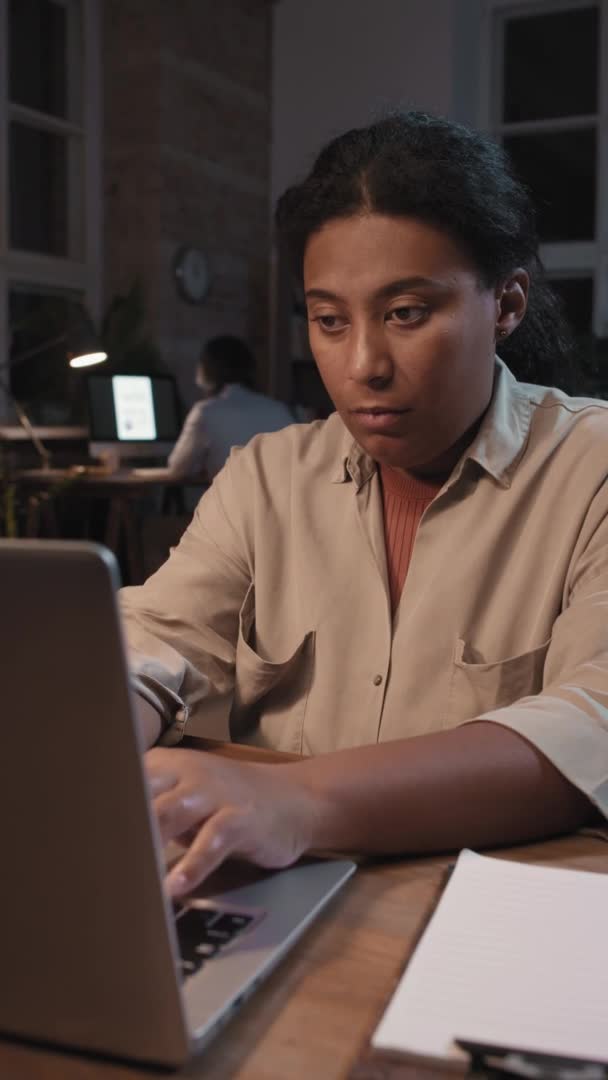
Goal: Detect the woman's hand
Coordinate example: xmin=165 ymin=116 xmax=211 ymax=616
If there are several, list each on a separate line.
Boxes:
xmin=145 ymin=748 xmax=322 ymax=898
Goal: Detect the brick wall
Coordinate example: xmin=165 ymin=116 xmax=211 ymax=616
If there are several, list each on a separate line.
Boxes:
xmin=103 ymin=0 xmax=273 ymax=410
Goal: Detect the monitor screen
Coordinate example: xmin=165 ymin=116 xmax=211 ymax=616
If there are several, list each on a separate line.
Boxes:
xmin=86 ymin=373 xmax=181 ymax=443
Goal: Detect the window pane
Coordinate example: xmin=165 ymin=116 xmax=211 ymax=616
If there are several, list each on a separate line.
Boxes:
xmin=503 ymin=129 xmax=596 ymax=242
xmin=503 ymin=6 xmax=598 ymax=123
xmin=548 ymin=277 xmax=604 ymax=396
xmin=9 ymin=287 xmax=86 ymax=424
xmin=9 ymin=122 xmax=68 ymax=255
xmin=9 ymin=0 xmax=67 ymax=118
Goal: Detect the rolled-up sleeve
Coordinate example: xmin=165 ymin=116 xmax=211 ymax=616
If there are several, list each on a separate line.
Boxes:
xmin=468 ymin=487 xmax=608 ymax=820
xmin=120 ymin=451 xmax=252 ymax=743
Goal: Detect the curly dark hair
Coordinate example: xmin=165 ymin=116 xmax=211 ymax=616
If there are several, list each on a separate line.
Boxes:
xmin=275 ymin=111 xmax=575 ymax=389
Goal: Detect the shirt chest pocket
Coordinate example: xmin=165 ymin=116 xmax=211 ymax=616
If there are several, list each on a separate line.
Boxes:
xmin=448 ymin=636 xmax=551 ymax=724
xmin=229 ymin=585 xmax=315 ymax=753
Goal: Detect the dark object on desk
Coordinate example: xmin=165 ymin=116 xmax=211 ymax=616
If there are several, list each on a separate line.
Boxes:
xmin=456 ymin=1040 xmax=607 ymax=1080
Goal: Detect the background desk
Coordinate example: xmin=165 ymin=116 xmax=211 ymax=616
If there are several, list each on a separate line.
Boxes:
xmin=0 ymin=425 xmax=88 ymax=444
xmin=1 ymin=739 xmax=606 ymax=1080
xmin=13 ymin=467 xmax=189 ymax=583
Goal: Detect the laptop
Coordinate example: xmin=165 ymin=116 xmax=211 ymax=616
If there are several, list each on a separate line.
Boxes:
xmin=0 ymin=539 xmax=356 ymax=1067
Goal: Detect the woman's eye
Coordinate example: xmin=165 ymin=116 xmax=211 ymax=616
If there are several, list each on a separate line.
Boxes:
xmin=312 ymin=314 xmax=345 ymax=331
xmin=388 ymin=306 xmax=426 ymax=325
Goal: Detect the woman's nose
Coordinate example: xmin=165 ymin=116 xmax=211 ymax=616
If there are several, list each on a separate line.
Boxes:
xmin=348 ymin=324 xmax=393 ymax=386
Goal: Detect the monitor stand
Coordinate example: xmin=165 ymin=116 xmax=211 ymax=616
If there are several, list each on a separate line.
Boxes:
xmin=89 ymin=442 xmax=175 ymax=473
xmin=94 ymin=446 xmax=122 ymax=473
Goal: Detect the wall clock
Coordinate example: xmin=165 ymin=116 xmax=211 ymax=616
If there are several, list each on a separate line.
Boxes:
xmin=173 ymin=246 xmax=210 ymax=304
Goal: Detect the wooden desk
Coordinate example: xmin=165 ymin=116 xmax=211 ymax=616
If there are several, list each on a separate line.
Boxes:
xmin=14 ymin=467 xmax=185 ymax=583
xmin=1 ymin=741 xmax=606 ymax=1080
xmin=0 ymin=426 xmax=88 ymax=442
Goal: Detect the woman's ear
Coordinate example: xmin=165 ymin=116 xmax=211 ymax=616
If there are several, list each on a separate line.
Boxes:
xmin=494 ymin=268 xmax=530 ymax=340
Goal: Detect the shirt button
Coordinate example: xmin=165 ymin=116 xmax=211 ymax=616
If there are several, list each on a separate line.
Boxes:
xmin=373 ymin=674 xmax=383 ymax=686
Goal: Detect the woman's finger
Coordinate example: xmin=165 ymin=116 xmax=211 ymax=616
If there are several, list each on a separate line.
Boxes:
xmin=144 ymin=748 xmax=183 ymax=795
xmin=146 ymin=770 xmax=179 ymax=797
xmin=175 ymin=826 xmax=200 ymax=848
xmin=166 ymin=806 xmax=244 ymax=896
xmin=154 ymin=787 xmax=214 ymax=845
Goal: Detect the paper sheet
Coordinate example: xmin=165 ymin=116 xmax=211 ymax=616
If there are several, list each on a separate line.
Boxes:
xmin=372 ymin=849 xmax=608 ymax=1064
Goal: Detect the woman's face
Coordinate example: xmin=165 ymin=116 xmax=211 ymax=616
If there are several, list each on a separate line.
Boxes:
xmin=304 ymin=212 xmax=525 ymax=475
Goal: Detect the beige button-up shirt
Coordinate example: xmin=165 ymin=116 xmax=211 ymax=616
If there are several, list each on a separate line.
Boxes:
xmin=121 ymin=360 xmax=608 ymax=818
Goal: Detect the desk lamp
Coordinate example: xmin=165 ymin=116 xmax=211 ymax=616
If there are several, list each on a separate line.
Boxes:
xmin=1 ymin=318 xmax=107 ymax=470
xmin=66 ymin=319 xmax=108 ymax=370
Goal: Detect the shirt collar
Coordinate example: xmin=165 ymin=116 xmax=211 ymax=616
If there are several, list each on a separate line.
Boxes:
xmin=457 ymin=358 xmax=534 ymax=488
xmin=331 ymin=440 xmax=376 ymax=490
xmin=331 ymin=358 xmax=534 ymax=491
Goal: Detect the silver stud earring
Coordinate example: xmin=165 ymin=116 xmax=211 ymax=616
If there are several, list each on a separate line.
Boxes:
xmin=497 ymin=327 xmax=508 ymax=339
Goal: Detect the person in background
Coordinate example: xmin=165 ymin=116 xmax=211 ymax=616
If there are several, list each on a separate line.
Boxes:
xmin=167 ymin=335 xmax=294 ymax=480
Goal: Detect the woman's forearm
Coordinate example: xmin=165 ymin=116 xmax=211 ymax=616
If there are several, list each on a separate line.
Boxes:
xmin=288 ymin=720 xmax=595 ymax=854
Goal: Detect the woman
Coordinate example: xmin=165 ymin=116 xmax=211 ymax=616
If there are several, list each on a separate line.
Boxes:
xmin=122 ymin=112 xmax=607 ymax=897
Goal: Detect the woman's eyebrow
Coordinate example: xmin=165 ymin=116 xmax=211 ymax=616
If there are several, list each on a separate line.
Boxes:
xmin=374 ymin=276 xmax=446 ymax=300
xmin=305 ymin=277 xmax=446 ymax=303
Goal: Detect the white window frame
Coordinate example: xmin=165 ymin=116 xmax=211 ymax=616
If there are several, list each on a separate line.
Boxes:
xmin=0 ymin=0 xmax=102 ymax=421
xmin=478 ymin=0 xmax=608 ymax=336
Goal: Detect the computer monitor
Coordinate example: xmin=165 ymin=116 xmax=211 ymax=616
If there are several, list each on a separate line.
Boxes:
xmin=87 ymin=373 xmax=181 ymax=463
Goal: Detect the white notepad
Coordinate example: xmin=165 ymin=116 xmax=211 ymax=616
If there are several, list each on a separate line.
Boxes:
xmin=372 ymin=849 xmax=608 ymax=1066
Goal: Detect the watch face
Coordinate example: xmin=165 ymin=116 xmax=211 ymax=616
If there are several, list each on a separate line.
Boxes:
xmin=174 ymin=247 xmax=210 ymax=303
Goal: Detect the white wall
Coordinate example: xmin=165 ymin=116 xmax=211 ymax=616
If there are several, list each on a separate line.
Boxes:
xmin=271 ymin=0 xmax=463 ymax=206
xmin=268 ymin=0 xmax=486 ymax=396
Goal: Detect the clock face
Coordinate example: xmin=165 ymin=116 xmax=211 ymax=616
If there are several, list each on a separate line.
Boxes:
xmin=174 ymin=246 xmax=210 ymax=304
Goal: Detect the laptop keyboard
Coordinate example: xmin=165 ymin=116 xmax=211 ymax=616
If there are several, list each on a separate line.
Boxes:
xmin=175 ymin=906 xmax=255 ymax=980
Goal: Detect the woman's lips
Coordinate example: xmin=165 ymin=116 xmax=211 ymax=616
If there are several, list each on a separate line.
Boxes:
xmin=351 ymin=408 xmax=409 ymax=432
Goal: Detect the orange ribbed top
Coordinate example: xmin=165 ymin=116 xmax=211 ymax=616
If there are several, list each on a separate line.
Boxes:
xmin=379 ymin=464 xmax=444 ymax=614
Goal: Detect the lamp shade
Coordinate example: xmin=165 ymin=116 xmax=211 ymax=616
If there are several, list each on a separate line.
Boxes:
xmin=69 ymin=351 xmax=107 ymax=369
xmin=66 ymin=314 xmax=107 ymax=368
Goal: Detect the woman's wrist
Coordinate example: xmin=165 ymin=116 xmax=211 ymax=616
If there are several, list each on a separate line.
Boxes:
xmin=280 ymin=759 xmax=348 ymax=853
